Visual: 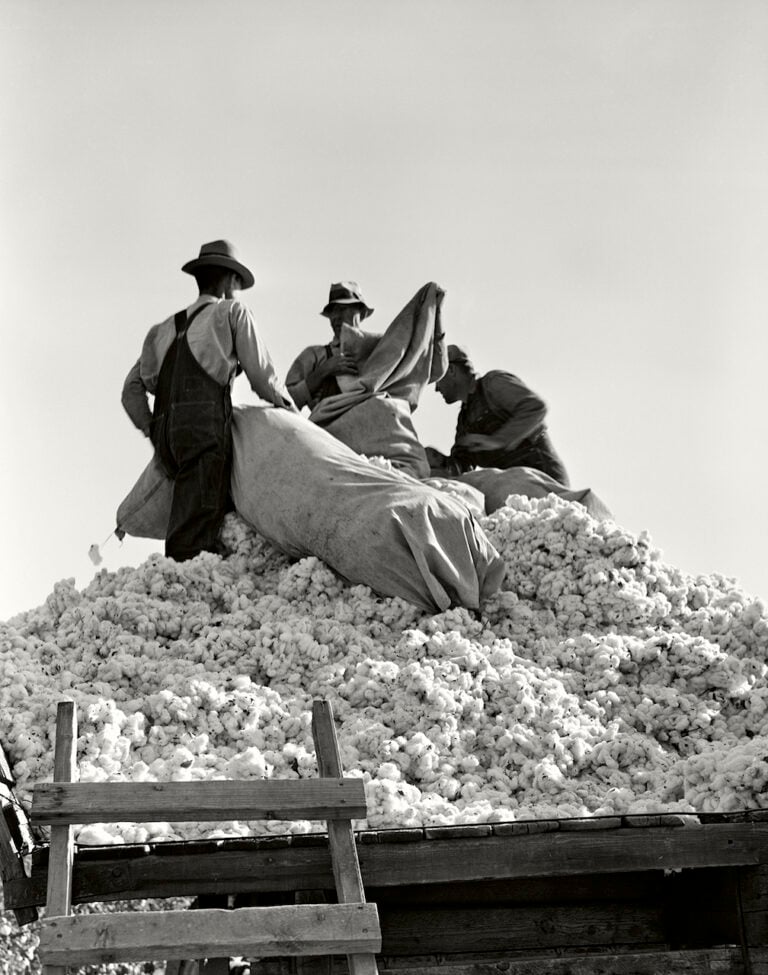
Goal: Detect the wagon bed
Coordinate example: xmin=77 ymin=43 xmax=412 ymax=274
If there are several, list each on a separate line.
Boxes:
xmin=5 ymin=777 xmax=768 ymax=974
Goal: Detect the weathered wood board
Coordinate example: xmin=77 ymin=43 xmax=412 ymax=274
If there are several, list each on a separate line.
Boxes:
xmin=32 ymin=778 xmax=367 ymax=825
xmin=39 ymin=903 xmax=381 ymax=965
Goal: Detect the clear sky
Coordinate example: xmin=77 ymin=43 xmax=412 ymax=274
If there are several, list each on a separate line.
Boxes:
xmin=2 ymin=0 xmax=767 ymax=620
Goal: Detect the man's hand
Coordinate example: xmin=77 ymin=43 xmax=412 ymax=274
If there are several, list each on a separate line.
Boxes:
xmin=306 ymin=352 xmax=358 ymax=394
xmin=425 ymin=446 xmax=447 ymax=468
xmin=325 ymin=351 xmax=359 ymax=376
xmin=425 ymin=446 xmax=449 ymax=477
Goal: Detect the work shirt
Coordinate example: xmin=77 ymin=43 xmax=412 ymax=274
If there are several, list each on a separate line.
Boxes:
xmin=122 ymin=295 xmax=295 ymax=436
xmin=448 ymin=370 xmax=569 ymax=484
xmin=285 ymin=330 xmax=382 ymax=411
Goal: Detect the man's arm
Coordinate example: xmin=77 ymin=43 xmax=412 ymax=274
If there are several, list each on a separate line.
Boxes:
xmin=121 ymin=360 xmax=152 ymax=437
xmin=232 ymin=303 xmax=298 ymax=411
xmin=285 ymin=349 xmax=313 ymax=410
xmin=286 ymin=346 xmax=331 ymax=411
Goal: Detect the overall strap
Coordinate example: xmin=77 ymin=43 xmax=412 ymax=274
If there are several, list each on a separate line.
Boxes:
xmin=175 ymin=302 xmax=209 ymax=335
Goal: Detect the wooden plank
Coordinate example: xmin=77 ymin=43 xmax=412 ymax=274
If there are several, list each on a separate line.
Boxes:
xmin=194 ymin=894 xmax=230 ymax=974
xmin=38 ymin=903 xmax=381 ymax=965
xmin=353 ymin=825 xmax=768 ymax=887
xmin=369 ymin=872 xmax=666 ymax=910
xmin=559 ymin=817 xmax=622 ymax=831
xmin=740 ymin=862 xmax=768 ymax=973
xmin=296 ymin=890 xmax=332 ymax=975
xmin=623 ymin=814 xmax=703 ymax=828
xmin=376 ymin=947 xmax=746 ymax=973
xmin=749 ymin=946 xmax=768 ymax=975
xmin=424 ymin=825 xmax=493 ymax=840
xmin=377 ymin=903 xmax=665 ymax=955
xmin=44 ymin=701 xmax=77 ymax=975
xmin=312 ymin=701 xmax=366 ymax=904
xmin=742 ymin=909 xmax=768 ymax=946
xmin=5 ymin=856 xmax=665 ymax=912
xmin=11 ymin=823 xmax=768 ymax=909
xmin=740 ymin=865 xmax=768 ymax=909
xmin=32 ymin=778 xmax=367 ymax=825
xmin=312 ymin=699 xmax=378 ymax=975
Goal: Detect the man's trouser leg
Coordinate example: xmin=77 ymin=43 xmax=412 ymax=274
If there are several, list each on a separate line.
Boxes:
xmin=165 ymin=441 xmax=232 ymax=561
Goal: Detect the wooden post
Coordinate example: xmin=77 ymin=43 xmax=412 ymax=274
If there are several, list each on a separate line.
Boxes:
xmin=312 ymin=699 xmax=378 ymax=975
xmin=43 ymin=700 xmax=77 ymax=975
xmin=196 ymin=895 xmax=230 ymax=974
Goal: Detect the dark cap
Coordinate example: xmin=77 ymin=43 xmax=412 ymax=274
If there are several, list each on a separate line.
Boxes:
xmin=447 ymin=344 xmax=474 ymax=370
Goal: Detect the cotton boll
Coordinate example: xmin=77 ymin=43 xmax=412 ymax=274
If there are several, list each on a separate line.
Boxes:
xmin=77 ymin=824 xmax=120 ymax=846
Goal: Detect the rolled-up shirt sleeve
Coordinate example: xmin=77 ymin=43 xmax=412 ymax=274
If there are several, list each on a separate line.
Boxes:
xmin=121 ymin=359 xmax=153 ymax=436
xmin=231 ymin=303 xmax=297 ymax=411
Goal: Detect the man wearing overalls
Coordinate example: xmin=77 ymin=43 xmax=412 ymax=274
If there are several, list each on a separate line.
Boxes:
xmin=427 ymin=344 xmax=570 ymax=485
xmin=122 ymin=240 xmax=296 ymax=561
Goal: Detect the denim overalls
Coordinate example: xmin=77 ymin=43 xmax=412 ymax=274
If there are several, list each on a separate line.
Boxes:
xmin=150 ymin=306 xmax=233 ymax=560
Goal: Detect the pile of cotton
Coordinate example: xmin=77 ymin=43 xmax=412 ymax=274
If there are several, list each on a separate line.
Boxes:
xmin=3 ymin=495 xmax=767 ymax=846
xmin=3 ymin=493 xmax=768 ymax=970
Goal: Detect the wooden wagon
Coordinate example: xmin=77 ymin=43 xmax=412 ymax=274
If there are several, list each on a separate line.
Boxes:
xmin=4 ymin=714 xmax=768 ymax=973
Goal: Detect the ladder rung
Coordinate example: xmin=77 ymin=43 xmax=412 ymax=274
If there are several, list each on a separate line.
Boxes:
xmin=32 ymin=779 xmax=367 ymax=826
xmin=39 ymin=903 xmax=381 ymax=965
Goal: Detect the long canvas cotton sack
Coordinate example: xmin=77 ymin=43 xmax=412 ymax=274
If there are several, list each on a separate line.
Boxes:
xmin=115 ymin=453 xmax=172 ymax=540
xmin=322 ymin=393 xmax=431 ymax=478
xmin=458 ymin=466 xmax=613 ymax=520
xmin=117 ymin=406 xmax=504 ymax=613
xmin=230 ymin=405 xmax=504 ymax=612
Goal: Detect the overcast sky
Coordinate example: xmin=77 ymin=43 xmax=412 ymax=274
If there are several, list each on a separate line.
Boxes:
xmin=2 ymin=0 xmax=767 ymax=619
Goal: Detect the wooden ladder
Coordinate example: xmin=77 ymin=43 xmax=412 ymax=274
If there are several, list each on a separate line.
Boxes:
xmin=32 ymin=699 xmax=381 ymax=975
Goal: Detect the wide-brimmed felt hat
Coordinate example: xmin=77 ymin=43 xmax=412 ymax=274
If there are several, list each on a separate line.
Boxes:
xmin=181 ymin=240 xmax=255 ymax=290
xmin=320 ymin=281 xmax=374 ymax=319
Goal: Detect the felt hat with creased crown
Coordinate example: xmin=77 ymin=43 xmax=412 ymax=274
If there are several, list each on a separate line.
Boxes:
xmin=181 ymin=240 xmax=255 ymax=289
xmin=320 ymin=281 xmax=374 ymax=319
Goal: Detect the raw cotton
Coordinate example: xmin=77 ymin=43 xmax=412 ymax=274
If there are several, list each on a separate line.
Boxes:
xmin=2 ymin=491 xmax=767 ymax=972
xmin=2 ymin=494 xmax=767 ymax=847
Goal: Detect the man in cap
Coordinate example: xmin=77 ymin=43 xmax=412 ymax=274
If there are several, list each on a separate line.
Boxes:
xmin=285 ymin=281 xmax=379 ymax=411
xmin=426 ymin=344 xmax=570 ymax=485
xmin=122 ymin=239 xmax=297 ymax=562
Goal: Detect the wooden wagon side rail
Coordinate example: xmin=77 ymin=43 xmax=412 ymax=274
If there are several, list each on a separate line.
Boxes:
xmin=6 ymin=800 xmax=768 ymax=971
xmin=7 ymin=814 xmax=768 ymax=911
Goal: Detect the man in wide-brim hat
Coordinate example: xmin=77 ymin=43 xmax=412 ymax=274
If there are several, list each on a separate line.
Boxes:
xmin=122 ymin=239 xmax=296 ymax=561
xmin=286 ymin=280 xmax=379 ymax=411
